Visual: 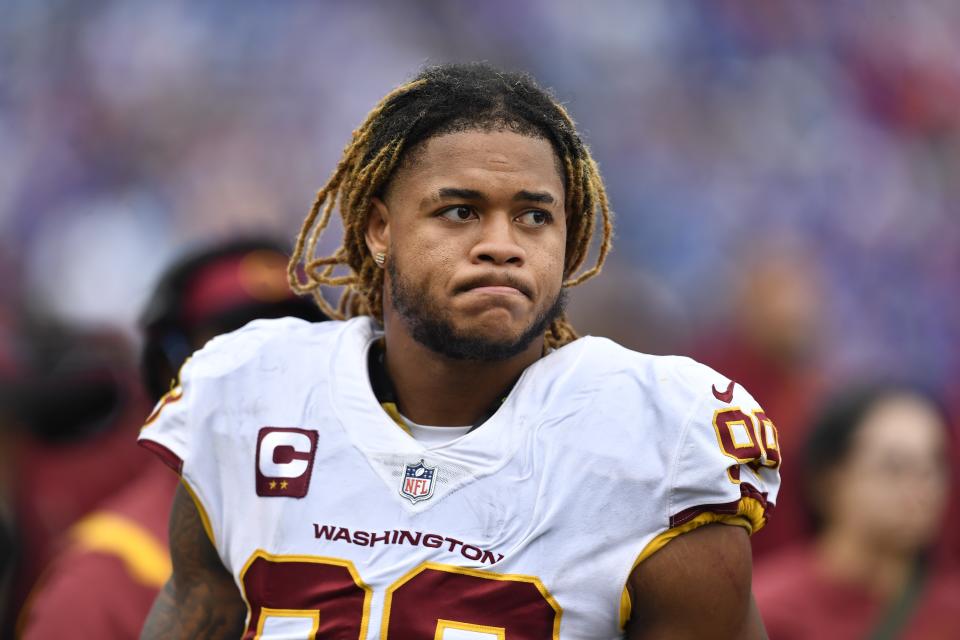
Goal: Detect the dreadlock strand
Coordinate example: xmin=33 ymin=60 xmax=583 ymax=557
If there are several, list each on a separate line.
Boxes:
xmin=319 ymin=274 xmax=357 ymax=288
xmin=564 ymin=160 xmax=613 ymax=287
xmin=337 ymin=288 xmax=362 ymax=317
xmin=290 ymin=64 xmax=615 ymax=349
xmin=359 ymin=262 xmax=384 ymax=320
xmin=344 ymin=140 xmax=406 ymax=277
xmin=308 ymin=287 xmax=343 ymax=321
xmin=338 ymin=147 xmax=400 ymax=276
xmin=561 ymin=158 xmax=593 ymax=278
xmin=303 ymin=254 xmax=347 ymax=289
xmin=293 ymin=107 xmax=385 ymax=278
xmin=545 ymin=315 xmax=579 ymax=351
xmin=293 ymin=194 xmax=345 ymax=292
xmin=289 ymin=81 xmax=433 ymax=321
xmin=342 ymin=141 xmax=393 ymax=214
xmin=289 ymin=137 xmax=362 ymax=281
xmin=289 ymin=190 xmax=330 ymax=292
xmin=561 ymin=154 xmax=584 ymax=243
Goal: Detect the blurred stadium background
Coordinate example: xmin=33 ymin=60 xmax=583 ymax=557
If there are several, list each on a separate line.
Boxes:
xmin=1 ymin=0 xmax=959 ymax=637
xmin=4 ymin=0 xmax=960 ymax=386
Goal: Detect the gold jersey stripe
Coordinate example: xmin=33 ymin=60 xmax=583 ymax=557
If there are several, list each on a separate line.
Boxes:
xmin=71 ymin=512 xmax=172 ymax=588
xmin=180 ymin=477 xmax=217 ymax=549
xmin=618 ymin=496 xmax=766 ymax=630
xmin=140 ymin=356 xmax=192 ymax=432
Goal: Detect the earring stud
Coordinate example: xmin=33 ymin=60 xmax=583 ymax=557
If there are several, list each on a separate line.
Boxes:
xmin=374 ymin=252 xmax=386 ymax=266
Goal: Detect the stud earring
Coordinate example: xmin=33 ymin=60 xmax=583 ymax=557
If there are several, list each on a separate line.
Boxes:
xmin=374 ymin=252 xmax=386 ymax=267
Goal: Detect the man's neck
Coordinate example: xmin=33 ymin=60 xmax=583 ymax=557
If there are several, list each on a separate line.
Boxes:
xmin=381 ymin=320 xmax=542 ymax=427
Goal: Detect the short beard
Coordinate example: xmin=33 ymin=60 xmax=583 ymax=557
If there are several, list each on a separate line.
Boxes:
xmin=388 ymin=261 xmax=566 ymax=362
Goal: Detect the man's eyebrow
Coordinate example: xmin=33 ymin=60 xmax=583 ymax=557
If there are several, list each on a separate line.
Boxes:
xmin=513 ymin=190 xmax=556 ymax=205
xmin=436 ymin=187 xmax=485 ymax=201
xmin=424 ymin=187 xmax=558 ymax=206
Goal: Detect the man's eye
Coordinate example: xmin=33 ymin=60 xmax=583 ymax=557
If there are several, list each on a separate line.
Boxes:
xmin=516 ymin=210 xmax=552 ymax=227
xmin=438 ymin=206 xmax=477 ymax=222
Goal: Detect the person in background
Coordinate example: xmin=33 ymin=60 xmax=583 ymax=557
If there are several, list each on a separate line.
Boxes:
xmin=0 ymin=319 xmax=19 ymax=637
xmin=693 ymin=248 xmax=827 ymax=559
xmin=3 ymin=321 xmax=154 ymax=638
xmin=754 ymin=383 xmax=960 ymax=639
xmin=17 ymin=237 xmax=327 ymax=639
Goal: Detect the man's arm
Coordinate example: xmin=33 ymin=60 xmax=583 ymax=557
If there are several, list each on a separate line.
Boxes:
xmin=626 ymin=523 xmax=767 ymax=640
xmin=141 ymin=483 xmax=246 ymax=639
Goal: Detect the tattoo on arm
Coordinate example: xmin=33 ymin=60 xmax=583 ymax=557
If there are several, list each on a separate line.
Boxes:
xmin=140 ymin=484 xmax=245 ymax=639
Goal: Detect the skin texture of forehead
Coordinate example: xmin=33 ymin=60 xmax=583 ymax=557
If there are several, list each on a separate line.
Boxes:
xmin=381 ymin=128 xmax=567 ymax=277
xmin=386 ymin=126 xmax=566 ymax=200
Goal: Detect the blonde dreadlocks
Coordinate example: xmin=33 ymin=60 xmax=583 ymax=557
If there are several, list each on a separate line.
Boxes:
xmin=288 ymin=63 xmax=613 ymax=350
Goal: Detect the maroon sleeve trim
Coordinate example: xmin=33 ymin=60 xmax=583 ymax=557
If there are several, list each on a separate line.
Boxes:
xmin=138 ymin=440 xmax=184 ymax=475
xmin=669 ymin=483 xmax=770 ymax=528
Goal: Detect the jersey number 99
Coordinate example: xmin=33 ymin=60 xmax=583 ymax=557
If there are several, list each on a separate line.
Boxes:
xmin=712 ymin=407 xmax=781 ymax=480
xmin=240 ymin=551 xmax=561 ymax=639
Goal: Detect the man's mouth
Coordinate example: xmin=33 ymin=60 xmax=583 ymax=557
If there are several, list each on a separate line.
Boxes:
xmin=457 ymin=276 xmax=532 ymax=299
xmin=467 ymin=285 xmax=525 ymax=297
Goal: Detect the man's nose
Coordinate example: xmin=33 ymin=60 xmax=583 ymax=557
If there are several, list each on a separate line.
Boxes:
xmin=470 ymin=215 xmax=526 ymax=266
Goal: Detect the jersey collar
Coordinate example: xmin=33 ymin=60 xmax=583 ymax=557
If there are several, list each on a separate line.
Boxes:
xmin=329 ymin=317 xmax=529 ymax=471
xmin=366 ymin=338 xmax=515 ymax=433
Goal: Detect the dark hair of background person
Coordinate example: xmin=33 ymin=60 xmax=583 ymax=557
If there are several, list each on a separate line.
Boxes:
xmin=140 ymin=237 xmax=328 ymax=402
xmin=800 ymin=381 xmax=952 ymax=533
xmin=2 ymin=316 xmax=145 ymax=445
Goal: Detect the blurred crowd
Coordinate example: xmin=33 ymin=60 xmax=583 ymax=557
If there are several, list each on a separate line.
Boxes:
xmin=2 ymin=0 xmax=959 ymax=637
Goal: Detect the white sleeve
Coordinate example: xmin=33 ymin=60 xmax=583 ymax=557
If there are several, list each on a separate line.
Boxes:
xmin=666 ymin=357 xmax=781 ymax=534
xmin=138 ymin=357 xmax=194 ymax=476
xmin=137 ymin=318 xmax=284 ymax=475
xmin=137 ymin=348 xmax=226 ymax=556
xmin=611 ymin=352 xmax=784 ymax=630
xmin=136 ymin=319 xmax=302 ymax=565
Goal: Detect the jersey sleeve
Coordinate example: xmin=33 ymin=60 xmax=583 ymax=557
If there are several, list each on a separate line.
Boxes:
xmin=665 ymin=357 xmax=781 ymax=536
xmin=137 ymin=319 xmax=272 ymax=474
xmin=137 ymin=345 xmax=224 ymax=555
xmin=138 ymin=356 xmax=194 ymax=476
xmin=618 ymin=356 xmax=783 ymax=629
xmin=136 ymin=318 xmax=317 ymax=566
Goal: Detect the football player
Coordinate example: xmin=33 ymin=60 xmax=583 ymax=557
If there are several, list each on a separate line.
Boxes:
xmin=140 ymin=63 xmax=780 ymax=639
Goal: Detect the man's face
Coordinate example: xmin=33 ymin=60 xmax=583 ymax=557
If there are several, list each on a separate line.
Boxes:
xmin=369 ymin=129 xmax=568 ymax=361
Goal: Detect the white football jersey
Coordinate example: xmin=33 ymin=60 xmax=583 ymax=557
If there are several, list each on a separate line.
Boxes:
xmin=139 ymin=317 xmax=780 ymax=640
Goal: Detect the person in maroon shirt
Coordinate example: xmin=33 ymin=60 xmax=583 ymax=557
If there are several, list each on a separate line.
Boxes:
xmin=17 ymin=238 xmax=326 ymax=639
xmin=692 ymin=249 xmax=828 ymax=560
xmin=4 ymin=323 xmax=155 ymax=638
xmin=0 ymin=317 xmax=20 ymax=635
xmin=754 ymin=382 xmax=960 ymax=639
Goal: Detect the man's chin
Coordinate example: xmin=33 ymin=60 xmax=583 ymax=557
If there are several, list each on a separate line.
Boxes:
xmin=389 ymin=265 xmax=566 ymax=362
xmin=450 ymin=316 xmax=527 ymax=342
xmin=430 ymin=336 xmax=536 ymax=363
xmin=414 ymin=321 xmax=534 ymax=362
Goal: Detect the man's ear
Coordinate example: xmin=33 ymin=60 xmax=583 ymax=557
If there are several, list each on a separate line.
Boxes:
xmin=365 ymin=197 xmax=390 ymax=258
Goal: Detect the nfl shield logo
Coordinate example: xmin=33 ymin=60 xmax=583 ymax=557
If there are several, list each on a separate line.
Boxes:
xmin=400 ymin=459 xmax=437 ymax=504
